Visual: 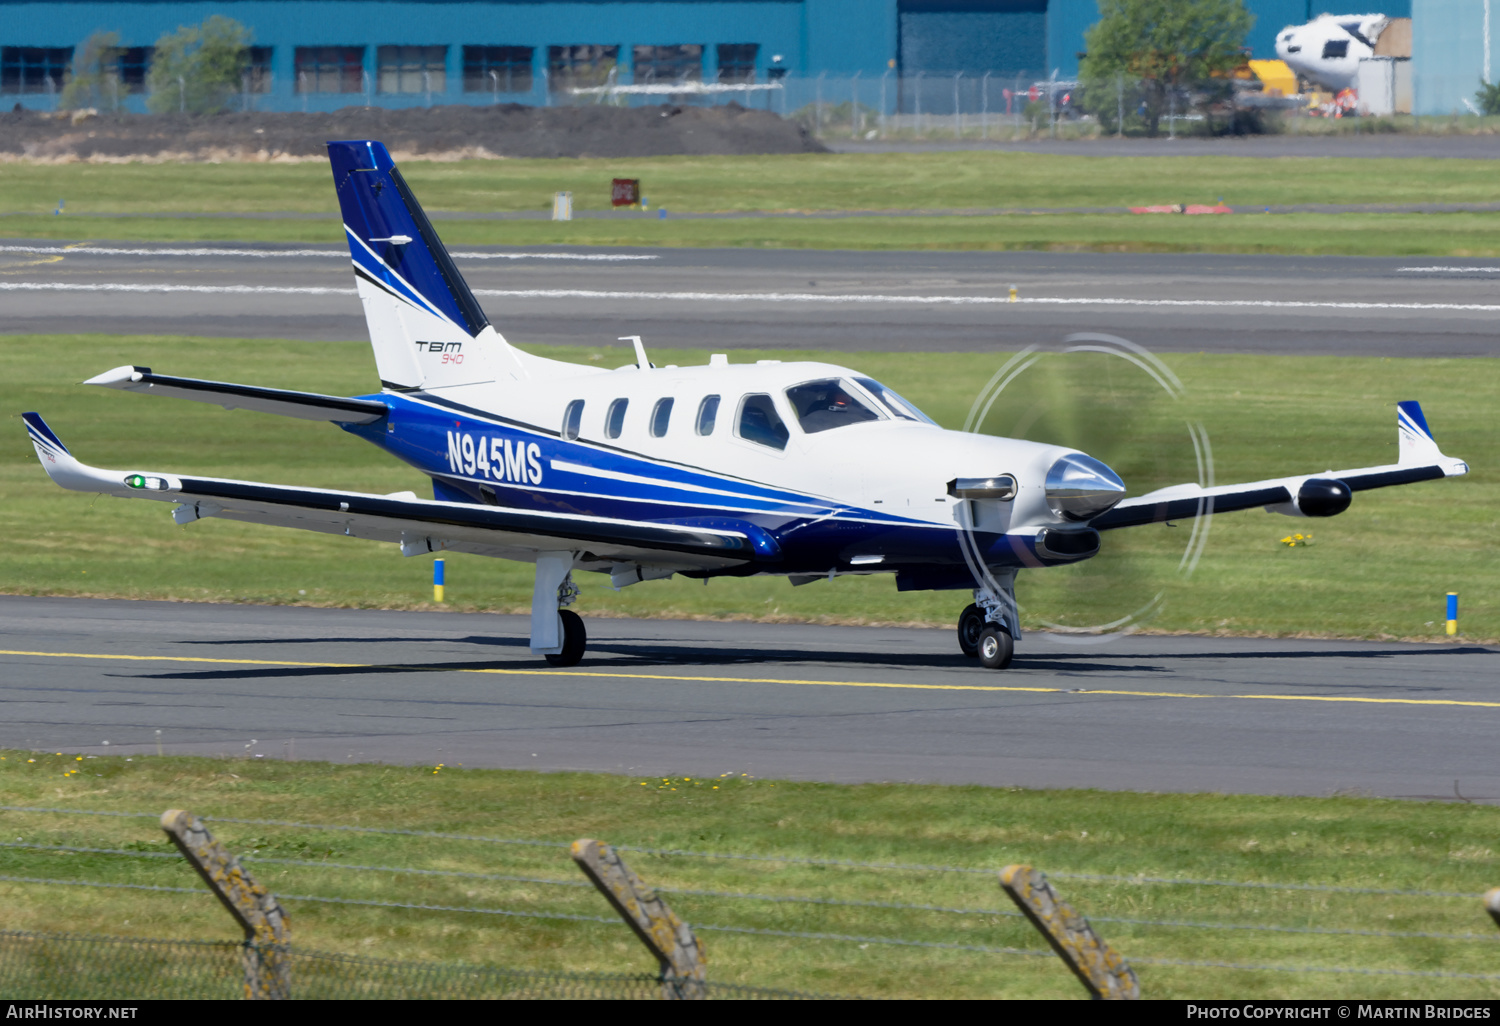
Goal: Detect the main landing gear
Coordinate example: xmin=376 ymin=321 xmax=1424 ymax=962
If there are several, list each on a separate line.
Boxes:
xmin=957 ymin=576 xmax=1017 ymax=670
xmin=532 ymin=551 xmax=587 ymax=667
xmin=547 ymin=609 xmax=587 ymax=668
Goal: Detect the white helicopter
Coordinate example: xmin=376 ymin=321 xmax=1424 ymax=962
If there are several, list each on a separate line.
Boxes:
xmin=24 ymin=140 xmax=1469 ymax=670
xmin=1275 ymin=13 xmax=1390 ymax=91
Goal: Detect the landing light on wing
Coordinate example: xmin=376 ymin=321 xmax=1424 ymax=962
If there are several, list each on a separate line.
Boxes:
xmin=1045 ymin=454 xmax=1127 ymax=521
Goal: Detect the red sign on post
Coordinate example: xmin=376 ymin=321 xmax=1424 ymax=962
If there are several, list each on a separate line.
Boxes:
xmin=611 ymin=179 xmax=641 ymax=207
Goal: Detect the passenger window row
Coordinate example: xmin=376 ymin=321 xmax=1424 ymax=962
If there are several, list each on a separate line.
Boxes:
xmin=562 ymin=395 xmax=721 ymax=442
xmin=557 ymin=379 xmax=931 ymax=452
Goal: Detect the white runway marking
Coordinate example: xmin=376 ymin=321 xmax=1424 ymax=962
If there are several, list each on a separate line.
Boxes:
xmin=4 ymin=281 xmax=1500 ymax=313
xmin=1397 ymin=266 xmax=1500 ymax=274
xmin=0 ymin=245 xmax=656 ymax=262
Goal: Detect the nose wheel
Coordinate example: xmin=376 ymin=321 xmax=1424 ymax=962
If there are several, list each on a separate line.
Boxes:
xmin=544 ymin=609 xmax=587 ymax=667
xmin=957 ymin=597 xmax=1015 ymax=670
xmin=977 ymin=623 xmax=1014 ymax=669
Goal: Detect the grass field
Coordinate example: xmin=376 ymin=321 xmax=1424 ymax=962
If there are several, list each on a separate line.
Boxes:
xmin=7 ymin=152 xmax=1500 ymax=214
xmin=8 ymin=210 xmax=1500 ymax=256
xmin=3 ymin=334 xmax=1494 ymax=642
xmin=3 ymin=752 xmax=1500 ymax=998
xmin=3 ymin=152 xmax=1500 ymax=254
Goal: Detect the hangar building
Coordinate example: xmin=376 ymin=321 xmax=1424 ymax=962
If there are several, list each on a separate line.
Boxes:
xmin=1 ymin=0 xmax=1416 ymax=112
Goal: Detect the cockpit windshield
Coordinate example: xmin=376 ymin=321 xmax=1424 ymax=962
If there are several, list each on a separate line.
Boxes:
xmin=853 ymin=377 xmax=937 ymax=425
xmin=785 ymin=378 xmax=884 ymax=434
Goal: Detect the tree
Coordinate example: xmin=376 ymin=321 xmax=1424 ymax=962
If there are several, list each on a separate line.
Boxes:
xmin=61 ymin=31 xmax=122 ymax=111
xmin=1081 ymin=0 xmax=1253 ymax=136
xmin=146 ymin=15 xmax=250 ymax=114
xmin=1476 ymin=79 xmax=1500 ymax=116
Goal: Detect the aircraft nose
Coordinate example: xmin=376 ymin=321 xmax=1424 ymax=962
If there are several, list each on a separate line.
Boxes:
xmin=1045 ymin=453 xmax=1126 ymax=521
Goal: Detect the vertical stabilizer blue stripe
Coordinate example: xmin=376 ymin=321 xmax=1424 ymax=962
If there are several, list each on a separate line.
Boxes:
xmin=1397 ymin=401 xmax=1432 ymax=438
xmin=21 ymin=412 xmax=69 ymax=454
xmin=327 ymin=139 xmax=490 ymax=337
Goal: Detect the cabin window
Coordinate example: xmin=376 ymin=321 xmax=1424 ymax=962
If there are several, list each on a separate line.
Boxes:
xmin=785 ymin=378 xmax=882 ymax=435
xmin=1321 ymin=39 xmax=1348 ymax=59
xmin=696 ymin=395 xmax=720 ymax=436
xmin=605 ymin=398 xmax=628 ymax=439
xmin=737 ymin=394 xmax=789 ymax=451
xmin=562 ymin=399 xmax=584 ymax=440
xmin=650 ymin=397 xmax=674 ymax=438
xmin=853 ymin=377 xmax=938 ymax=425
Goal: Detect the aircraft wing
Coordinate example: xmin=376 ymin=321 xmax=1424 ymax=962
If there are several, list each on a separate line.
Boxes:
xmin=84 ymin=365 xmax=388 ymax=424
xmin=1092 ymin=401 xmax=1469 ymax=531
xmin=23 ymin=413 xmax=757 ymax=570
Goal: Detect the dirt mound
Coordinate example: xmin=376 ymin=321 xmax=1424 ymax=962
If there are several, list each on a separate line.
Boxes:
xmin=0 ymin=102 xmax=825 ymax=162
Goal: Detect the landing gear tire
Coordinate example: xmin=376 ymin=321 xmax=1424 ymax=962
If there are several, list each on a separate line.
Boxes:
xmin=544 ymin=609 xmax=587 ymax=667
xmin=978 ymin=624 xmax=1014 ymax=670
xmin=957 ymin=603 xmax=985 ymax=658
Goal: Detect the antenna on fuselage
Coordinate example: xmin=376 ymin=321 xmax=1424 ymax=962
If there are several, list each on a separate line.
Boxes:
xmin=619 ymin=335 xmax=651 ymax=371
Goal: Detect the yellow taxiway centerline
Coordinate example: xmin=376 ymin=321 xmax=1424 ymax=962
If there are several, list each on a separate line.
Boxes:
xmin=2 ymin=648 xmax=1498 ymax=709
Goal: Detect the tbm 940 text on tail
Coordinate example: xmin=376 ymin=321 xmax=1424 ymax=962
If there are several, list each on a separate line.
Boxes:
xmin=24 ymin=140 xmax=1469 ymax=669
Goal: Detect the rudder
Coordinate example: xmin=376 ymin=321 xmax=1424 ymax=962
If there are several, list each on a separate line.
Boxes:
xmin=328 ymin=140 xmax=515 ymax=393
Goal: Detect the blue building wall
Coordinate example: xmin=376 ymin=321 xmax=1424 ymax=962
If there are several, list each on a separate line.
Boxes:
xmin=1412 ymin=0 xmax=1491 ymax=114
xmin=1 ymin=0 xmax=1416 ymax=112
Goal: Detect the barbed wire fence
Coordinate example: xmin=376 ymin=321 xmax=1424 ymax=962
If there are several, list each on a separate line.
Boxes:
xmin=3 ymin=804 xmax=1500 ymax=999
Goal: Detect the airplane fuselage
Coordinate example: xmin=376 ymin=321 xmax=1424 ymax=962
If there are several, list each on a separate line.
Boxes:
xmin=343 ymin=358 xmax=1097 ymax=588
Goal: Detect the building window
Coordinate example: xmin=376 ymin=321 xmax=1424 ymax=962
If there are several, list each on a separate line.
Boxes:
xmin=547 ymin=45 xmax=619 ymax=92
xmin=295 ymin=46 xmax=364 ymax=94
xmin=378 ymin=45 xmax=446 ymax=94
xmin=463 ymin=46 xmax=532 ymax=93
xmin=1 ymin=47 xmax=72 ymax=95
xmin=115 ymin=46 xmax=153 ymax=94
xmin=633 ymin=44 xmax=702 ymax=83
xmin=245 ymin=46 xmax=272 ymax=93
xmin=717 ymin=43 xmax=757 ymax=83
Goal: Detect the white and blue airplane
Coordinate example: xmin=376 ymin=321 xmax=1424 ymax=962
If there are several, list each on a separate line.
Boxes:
xmin=23 ymin=140 xmax=1470 ymax=670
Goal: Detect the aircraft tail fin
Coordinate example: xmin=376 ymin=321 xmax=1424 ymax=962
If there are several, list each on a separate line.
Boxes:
xmin=1396 ymin=400 xmax=1444 ymax=466
xmin=327 ymin=140 xmax=523 ymax=393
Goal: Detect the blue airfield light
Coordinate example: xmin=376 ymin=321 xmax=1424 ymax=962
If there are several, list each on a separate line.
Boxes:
xmin=434 ymin=558 xmax=445 ymax=603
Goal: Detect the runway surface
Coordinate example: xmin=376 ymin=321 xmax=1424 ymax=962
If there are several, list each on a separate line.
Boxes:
xmin=4 ymin=595 xmax=1497 ymax=801
xmin=3 ymin=241 xmax=1500 ymax=357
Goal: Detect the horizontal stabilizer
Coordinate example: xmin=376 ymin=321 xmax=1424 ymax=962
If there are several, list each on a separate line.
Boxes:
xmin=84 ymin=365 xmax=388 ymax=424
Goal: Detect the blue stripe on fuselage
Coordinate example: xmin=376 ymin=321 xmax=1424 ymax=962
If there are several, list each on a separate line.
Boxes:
xmin=335 ymin=392 xmax=1066 ymax=576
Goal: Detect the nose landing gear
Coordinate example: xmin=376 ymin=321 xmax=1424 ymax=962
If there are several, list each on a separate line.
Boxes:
xmin=957 ymin=577 xmax=1017 ymax=670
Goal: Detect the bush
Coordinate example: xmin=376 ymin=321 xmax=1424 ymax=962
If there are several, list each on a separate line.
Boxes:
xmin=1476 ymin=79 xmax=1500 ymax=116
xmin=145 ymin=15 xmax=250 ymax=115
xmin=61 ymin=31 xmax=122 ymax=111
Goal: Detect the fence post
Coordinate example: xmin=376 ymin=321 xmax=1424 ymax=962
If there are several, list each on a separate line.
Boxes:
xmin=999 ymin=864 xmax=1139 ymax=1000
xmin=160 ymin=809 xmax=290 ymax=1000
xmin=571 ymin=838 xmax=706 ymax=999
xmin=1484 ymin=888 xmax=1500 ymax=930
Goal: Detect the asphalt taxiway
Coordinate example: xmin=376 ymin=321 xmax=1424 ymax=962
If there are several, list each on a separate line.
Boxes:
xmin=3 ymin=241 xmax=1499 ymax=357
xmin=3 ymin=596 xmax=1496 ymax=801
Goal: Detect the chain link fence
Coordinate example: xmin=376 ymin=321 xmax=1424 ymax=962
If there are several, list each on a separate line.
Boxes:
xmin=0 ymin=930 xmax=825 ymax=1000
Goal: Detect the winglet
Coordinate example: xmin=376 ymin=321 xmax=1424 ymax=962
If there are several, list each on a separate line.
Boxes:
xmin=1397 ymin=400 xmax=1442 ymax=466
xmin=22 ymin=411 xmax=70 ymax=458
xmin=22 ymin=412 xmax=181 ymax=496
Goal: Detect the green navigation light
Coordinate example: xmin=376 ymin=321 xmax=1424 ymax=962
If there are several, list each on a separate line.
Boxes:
xmin=126 ymin=475 xmax=146 ymax=489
